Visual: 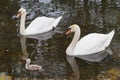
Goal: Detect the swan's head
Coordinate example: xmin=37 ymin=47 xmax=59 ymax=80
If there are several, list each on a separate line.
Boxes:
xmin=65 ymin=24 xmax=80 ymax=35
xmin=16 ymin=8 xmax=26 ymax=18
xmin=26 ymin=58 xmax=31 ymax=64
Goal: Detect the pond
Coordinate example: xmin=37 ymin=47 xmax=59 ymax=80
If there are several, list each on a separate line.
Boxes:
xmin=0 ymin=0 xmax=120 ymax=80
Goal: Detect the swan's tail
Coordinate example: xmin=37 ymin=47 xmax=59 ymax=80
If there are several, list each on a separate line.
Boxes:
xmin=52 ymin=16 xmax=62 ymax=28
xmin=105 ymin=30 xmax=115 ymax=47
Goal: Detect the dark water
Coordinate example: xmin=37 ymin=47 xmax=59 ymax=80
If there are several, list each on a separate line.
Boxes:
xmin=0 ymin=0 xmax=120 ymax=80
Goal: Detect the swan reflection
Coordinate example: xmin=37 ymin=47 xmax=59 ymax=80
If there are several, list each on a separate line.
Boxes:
xmin=66 ymin=47 xmax=113 ymax=80
xmin=19 ymin=35 xmax=43 ymax=72
xmin=20 ymin=35 xmax=29 ymax=59
xmin=78 ymin=47 xmax=113 ymax=62
xmin=66 ymin=56 xmax=80 ymax=80
xmin=19 ymin=30 xmax=55 ymax=58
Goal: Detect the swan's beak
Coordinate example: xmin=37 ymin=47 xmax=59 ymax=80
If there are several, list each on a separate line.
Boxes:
xmin=65 ymin=28 xmax=71 ymax=35
xmin=16 ymin=12 xmax=21 ymax=18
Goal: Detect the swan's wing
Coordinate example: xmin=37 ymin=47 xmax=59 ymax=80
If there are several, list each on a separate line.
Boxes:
xmin=51 ymin=16 xmax=62 ymax=28
xmin=37 ymin=16 xmax=62 ymax=33
xmin=102 ymin=30 xmax=115 ymax=47
xmin=25 ymin=16 xmax=55 ymax=35
xmin=73 ymin=33 xmax=109 ymax=56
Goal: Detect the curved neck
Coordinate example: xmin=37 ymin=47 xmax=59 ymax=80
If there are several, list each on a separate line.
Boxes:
xmin=25 ymin=62 xmax=30 ymax=69
xmin=67 ymin=28 xmax=80 ymax=55
xmin=20 ymin=13 xmax=26 ymax=35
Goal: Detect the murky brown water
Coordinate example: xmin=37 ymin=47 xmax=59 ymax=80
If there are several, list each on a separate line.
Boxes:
xmin=0 ymin=0 xmax=120 ymax=80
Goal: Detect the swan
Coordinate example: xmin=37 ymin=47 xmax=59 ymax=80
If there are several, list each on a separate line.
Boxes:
xmin=65 ymin=24 xmax=115 ymax=80
xmin=25 ymin=58 xmax=42 ymax=71
xmin=65 ymin=24 xmax=115 ymax=61
xmin=16 ymin=8 xmax=62 ymax=35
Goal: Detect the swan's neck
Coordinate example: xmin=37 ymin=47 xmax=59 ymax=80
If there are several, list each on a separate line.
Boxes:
xmin=67 ymin=28 xmax=80 ymax=55
xmin=25 ymin=62 xmax=30 ymax=69
xmin=20 ymin=13 xmax=26 ymax=35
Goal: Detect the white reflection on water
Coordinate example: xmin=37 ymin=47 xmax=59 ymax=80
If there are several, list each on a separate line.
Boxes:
xmin=77 ymin=47 xmax=113 ymax=62
xmin=20 ymin=35 xmax=29 ymax=59
xmin=19 ymin=30 xmax=55 ymax=59
xmin=66 ymin=56 xmax=80 ymax=80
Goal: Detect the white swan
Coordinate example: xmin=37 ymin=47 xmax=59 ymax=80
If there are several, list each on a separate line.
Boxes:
xmin=25 ymin=58 xmax=42 ymax=71
xmin=16 ymin=8 xmax=62 ymax=35
xmin=66 ymin=24 xmax=115 ymax=61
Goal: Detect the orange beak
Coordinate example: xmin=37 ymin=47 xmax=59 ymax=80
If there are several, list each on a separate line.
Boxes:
xmin=16 ymin=12 xmax=21 ymax=18
xmin=65 ymin=28 xmax=71 ymax=35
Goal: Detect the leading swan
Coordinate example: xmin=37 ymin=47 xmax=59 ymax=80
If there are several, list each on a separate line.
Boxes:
xmin=66 ymin=24 xmax=115 ymax=61
xmin=16 ymin=8 xmax=62 ymax=35
xmin=65 ymin=24 xmax=115 ymax=80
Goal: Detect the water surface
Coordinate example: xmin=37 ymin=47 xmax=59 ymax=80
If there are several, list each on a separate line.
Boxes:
xmin=0 ymin=0 xmax=120 ymax=80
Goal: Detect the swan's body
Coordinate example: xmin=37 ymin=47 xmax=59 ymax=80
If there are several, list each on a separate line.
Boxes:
xmin=66 ymin=24 xmax=115 ymax=61
xmin=25 ymin=58 xmax=42 ymax=71
xmin=16 ymin=8 xmax=62 ymax=35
